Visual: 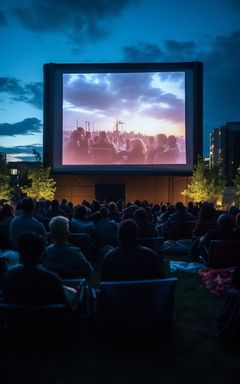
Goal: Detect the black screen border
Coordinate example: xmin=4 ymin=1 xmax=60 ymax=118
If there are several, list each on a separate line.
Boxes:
xmin=43 ymin=62 xmax=203 ymax=175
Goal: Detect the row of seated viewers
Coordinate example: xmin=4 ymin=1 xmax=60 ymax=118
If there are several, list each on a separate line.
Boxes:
xmin=0 ymin=197 xmax=240 ymax=343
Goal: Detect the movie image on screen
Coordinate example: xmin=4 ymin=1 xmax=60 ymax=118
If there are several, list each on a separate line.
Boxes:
xmin=62 ymin=72 xmax=186 ymax=166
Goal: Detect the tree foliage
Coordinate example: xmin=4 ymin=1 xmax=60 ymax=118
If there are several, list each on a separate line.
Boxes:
xmin=20 ymin=165 xmax=56 ymax=201
xmin=233 ymin=166 xmax=240 ymax=202
xmin=0 ymin=164 xmax=13 ymax=201
xmin=182 ymin=158 xmax=225 ymax=203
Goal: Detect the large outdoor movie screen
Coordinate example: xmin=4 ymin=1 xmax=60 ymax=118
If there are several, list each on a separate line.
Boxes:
xmin=63 ymin=71 xmax=185 ymax=166
xmin=44 ymin=62 xmax=203 ymax=174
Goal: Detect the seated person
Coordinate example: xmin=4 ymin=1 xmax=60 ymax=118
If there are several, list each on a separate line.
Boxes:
xmin=133 ymin=207 xmax=158 ymax=238
xmin=192 ymin=202 xmax=217 ymax=237
xmin=43 ymin=216 xmax=94 ymax=280
xmin=90 ymin=131 xmax=117 ymax=163
xmin=167 ymin=202 xmax=195 ymax=223
xmin=1 ymin=232 xmax=67 ymax=305
xmin=70 ymin=204 xmax=96 ymax=237
xmin=200 ymin=213 xmax=239 ymax=250
xmin=9 ymin=197 xmax=47 ymax=250
xmin=101 ymin=219 xmax=165 ymax=281
xmin=95 ymin=207 xmax=118 ymax=256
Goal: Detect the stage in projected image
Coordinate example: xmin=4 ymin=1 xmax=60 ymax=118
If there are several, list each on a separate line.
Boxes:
xmin=62 ymin=72 xmax=185 ymax=166
xmin=44 ymin=62 xmax=203 ymax=174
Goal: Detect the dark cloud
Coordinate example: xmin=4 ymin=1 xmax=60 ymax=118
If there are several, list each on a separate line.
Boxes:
xmin=122 ymin=40 xmax=198 ymax=62
xmin=13 ymin=0 xmax=137 ymax=45
xmin=122 ymin=30 xmax=240 ymax=153
xmin=63 ymin=71 xmax=184 ymax=124
xmin=123 ymin=42 xmax=163 ymax=62
xmin=0 ymin=78 xmax=43 ymax=109
xmin=0 ymin=118 xmax=42 ymax=136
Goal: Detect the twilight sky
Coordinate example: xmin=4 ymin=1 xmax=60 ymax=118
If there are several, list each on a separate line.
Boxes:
xmin=0 ymin=0 xmax=240 ymax=161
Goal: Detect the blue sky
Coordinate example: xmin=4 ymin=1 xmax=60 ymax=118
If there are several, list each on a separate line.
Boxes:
xmin=0 ymin=0 xmax=240 ymax=161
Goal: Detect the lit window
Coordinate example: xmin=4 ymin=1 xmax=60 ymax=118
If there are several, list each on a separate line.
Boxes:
xmin=11 ymin=169 xmax=18 ymax=175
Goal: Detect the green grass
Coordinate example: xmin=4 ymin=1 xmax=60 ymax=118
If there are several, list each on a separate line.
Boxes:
xmin=0 ymin=258 xmax=239 ymax=384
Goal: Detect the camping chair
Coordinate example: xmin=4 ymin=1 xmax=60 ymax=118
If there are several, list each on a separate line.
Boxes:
xmin=91 ymin=278 xmax=177 ymax=335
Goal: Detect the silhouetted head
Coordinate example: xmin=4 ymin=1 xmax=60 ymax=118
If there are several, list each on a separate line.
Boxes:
xmin=118 ymin=219 xmax=139 ymax=246
xmin=133 ymin=207 xmax=147 ymax=221
xmin=175 ymin=201 xmax=185 ymax=213
xmin=157 ymin=134 xmax=167 ymax=145
xmin=75 ymin=204 xmax=88 ymax=220
xmin=77 ymin=127 xmax=84 ymax=136
xmin=22 ymin=197 xmax=35 ymax=214
xmin=49 ymin=215 xmax=69 ymax=242
xmin=228 ymin=205 xmax=239 ymax=217
xmin=218 ymin=213 xmax=234 ymax=230
xmin=71 ymin=131 xmax=80 ymax=140
xmin=199 ymin=202 xmax=216 ymax=220
xmin=100 ymin=131 xmax=107 ymax=141
xmin=108 ymin=202 xmax=117 ymax=213
xmin=167 ymin=135 xmax=177 ymax=147
xmin=100 ymin=206 xmax=108 ymax=218
xmin=18 ymin=232 xmax=44 ymax=267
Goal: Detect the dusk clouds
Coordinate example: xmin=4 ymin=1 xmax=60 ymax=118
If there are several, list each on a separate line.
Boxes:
xmin=63 ymin=71 xmax=185 ymax=131
xmin=9 ymin=0 xmax=136 ymax=45
xmin=0 ymin=118 xmax=42 ymax=136
xmin=0 ymin=78 xmax=43 ymax=109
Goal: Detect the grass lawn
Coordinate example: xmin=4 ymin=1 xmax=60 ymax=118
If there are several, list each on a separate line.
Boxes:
xmin=0 ymin=258 xmax=239 ymax=384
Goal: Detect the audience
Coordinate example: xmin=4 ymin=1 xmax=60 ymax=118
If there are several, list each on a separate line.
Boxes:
xmin=43 ymin=216 xmax=94 ymax=279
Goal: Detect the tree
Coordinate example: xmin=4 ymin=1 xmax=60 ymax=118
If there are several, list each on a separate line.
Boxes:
xmin=181 ymin=158 xmax=225 ymax=203
xmin=0 ymin=163 xmax=13 ymax=201
xmin=233 ymin=166 xmax=240 ymax=203
xmin=20 ymin=165 xmax=56 ymax=201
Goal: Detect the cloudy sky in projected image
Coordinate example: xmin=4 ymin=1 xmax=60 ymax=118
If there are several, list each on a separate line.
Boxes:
xmin=0 ymin=0 xmax=240 ymax=161
xmin=63 ymin=71 xmax=185 ymax=136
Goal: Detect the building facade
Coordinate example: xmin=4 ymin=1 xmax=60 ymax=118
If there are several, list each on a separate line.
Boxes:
xmin=210 ymin=122 xmax=240 ymax=185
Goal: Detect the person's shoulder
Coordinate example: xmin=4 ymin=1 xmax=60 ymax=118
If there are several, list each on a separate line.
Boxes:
xmin=137 ymin=245 xmax=157 ymax=256
xmin=5 ymin=264 xmax=23 ymax=274
xmin=103 ymin=247 xmax=119 ymax=260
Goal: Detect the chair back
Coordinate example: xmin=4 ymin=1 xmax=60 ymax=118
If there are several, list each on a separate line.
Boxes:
xmin=168 ymin=221 xmax=196 ymax=240
xmin=0 ymin=302 xmax=70 ymax=337
xmin=208 ymin=240 xmax=240 ymax=268
xmin=96 ymin=278 xmax=177 ymax=334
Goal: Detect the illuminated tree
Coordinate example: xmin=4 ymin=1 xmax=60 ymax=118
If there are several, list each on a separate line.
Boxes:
xmin=182 ymin=158 xmax=225 ymax=203
xmin=233 ymin=166 xmax=240 ymax=203
xmin=0 ymin=164 xmax=12 ymax=201
xmin=21 ymin=165 xmax=56 ymax=201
